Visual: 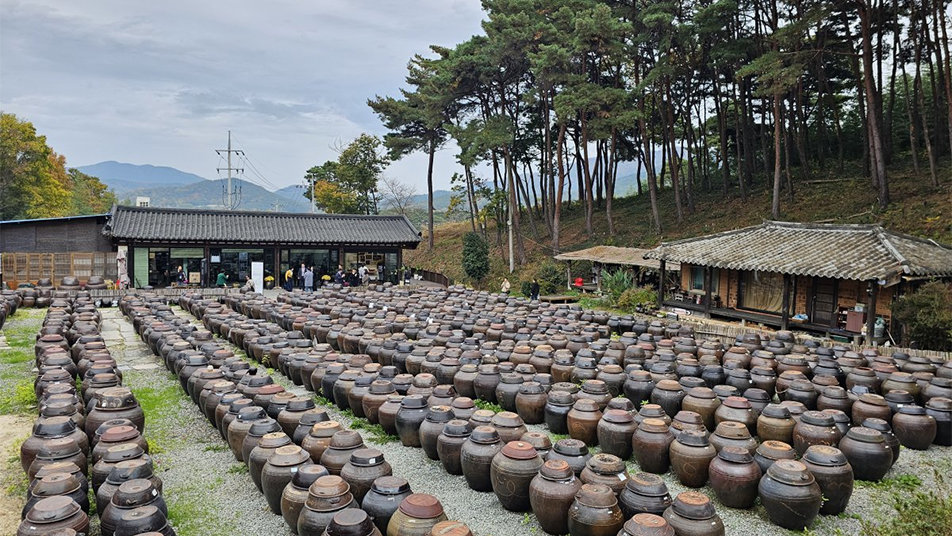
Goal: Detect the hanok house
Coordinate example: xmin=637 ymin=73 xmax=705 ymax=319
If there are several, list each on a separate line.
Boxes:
xmin=644 ymin=221 xmax=952 ymax=344
xmin=103 ymin=205 xmax=422 ymax=288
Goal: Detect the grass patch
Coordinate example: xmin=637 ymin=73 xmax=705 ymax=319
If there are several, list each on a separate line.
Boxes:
xmin=0 ymin=376 xmax=36 ymax=414
xmin=0 ymin=309 xmax=43 ymax=415
xmin=203 ymin=443 xmax=230 ymax=453
xmin=856 ymin=474 xmax=923 ymax=492
xmin=473 ymin=399 xmax=504 ymax=413
xmin=226 ymin=463 xmax=248 ymax=474
xmin=859 ymin=472 xmax=952 ymax=536
xmin=165 ymin=483 xmax=237 ymax=536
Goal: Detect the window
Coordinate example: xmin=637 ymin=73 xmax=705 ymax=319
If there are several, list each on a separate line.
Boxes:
xmin=739 ymin=271 xmax=784 ymax=312
xmin=691 ymin=266 xmax=704 ymax=290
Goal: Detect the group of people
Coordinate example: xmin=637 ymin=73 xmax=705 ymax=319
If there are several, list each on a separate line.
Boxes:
xmin=500 ymin=277 xmax=540 ymax=300
xmin=284 ymin=263 xmax=372 ymax=292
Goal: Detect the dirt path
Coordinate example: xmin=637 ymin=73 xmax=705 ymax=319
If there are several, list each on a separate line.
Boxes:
xmin=0 ymin=414 xmax=34 ymax=534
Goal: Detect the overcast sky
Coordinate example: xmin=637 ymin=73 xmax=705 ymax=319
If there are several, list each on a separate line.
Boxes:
xmin=0 ymin=0 xmax=485 ymax=192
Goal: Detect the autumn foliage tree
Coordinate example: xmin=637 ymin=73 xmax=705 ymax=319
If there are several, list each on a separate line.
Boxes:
xmin=304 ymin=134 xmax=390 ymax=214
xmin=0 ymin=112 xmax=115 ymax=220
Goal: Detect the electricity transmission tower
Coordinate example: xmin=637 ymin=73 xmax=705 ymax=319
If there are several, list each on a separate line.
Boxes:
xmin=216 ymin=130 xmax=244 ymax=210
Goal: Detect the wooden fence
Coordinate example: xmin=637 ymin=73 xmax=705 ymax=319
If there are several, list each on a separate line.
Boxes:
xmin=1 ymin=252 xmax=117 ymax=288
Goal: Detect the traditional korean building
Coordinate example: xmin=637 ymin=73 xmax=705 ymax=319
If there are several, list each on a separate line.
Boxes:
xmin=644 ymin=221 xmax=952 ymax=343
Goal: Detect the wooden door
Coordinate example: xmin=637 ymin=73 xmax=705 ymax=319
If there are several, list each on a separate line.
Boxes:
xmin=810 ymin=277 xmax=838 ymax=327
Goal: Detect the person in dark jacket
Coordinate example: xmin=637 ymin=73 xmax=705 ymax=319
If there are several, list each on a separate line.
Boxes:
xmin=530 ymin=279 xmax=540 ymax=300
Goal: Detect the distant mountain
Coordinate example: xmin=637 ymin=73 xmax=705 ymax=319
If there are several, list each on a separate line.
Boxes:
xmin=76 ymin=161 xmax=206 ymax=196
xmin=274 ymin=184 xmax=307 ymax=202
xmin=120 ymin=178 xmax=313 ymax=212
xmin=407 ymin=190 xmax=455 ymax=210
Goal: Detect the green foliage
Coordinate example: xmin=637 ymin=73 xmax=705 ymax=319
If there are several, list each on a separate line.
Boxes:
xmin=472 ymin=398 xmax=503 ymax=414
xmin=304 ymin=134 xmax=389 ymax=214
xmin=535 ymin=262 xmax=563 ymax=294
xmin=600 ymin=269 xmax=634 ymax=304
xmin=520 ymin=280 xmax=532 ymax=297
xmin=462 ymin=232 xmax=490 ymax=282
xmin=860 ymin=472 xmax=952 ymax=536
xmin=856 ymin=474 xmax=923 ymax=492
xmin=0 ymin=113 xmax=115 ymax=220
xmin=226 ymin=463 xmax=248 ymax=474
xmin=892 ymin=282 xmax=952 ymax=351
xmin=617 ymin=286 xmax=658 ymax=311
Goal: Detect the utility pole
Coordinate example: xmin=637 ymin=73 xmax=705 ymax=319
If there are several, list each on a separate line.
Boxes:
xmin=216 ymin=130 xmax=244 ymax=210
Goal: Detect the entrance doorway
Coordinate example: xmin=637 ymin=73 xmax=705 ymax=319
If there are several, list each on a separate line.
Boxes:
xmin=810 ymin=278 xmax=838 ymax=326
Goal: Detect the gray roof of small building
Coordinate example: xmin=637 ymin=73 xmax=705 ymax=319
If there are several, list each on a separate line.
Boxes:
xmin=644 ymin=221 xmax=952 ymax=281
xmin=104 ymin=205 xmax=421 ymax=247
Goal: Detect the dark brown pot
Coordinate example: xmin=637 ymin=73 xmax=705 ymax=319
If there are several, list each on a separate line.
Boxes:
xmin=249 ymin=432 xmax=293 ymax=493
xmin=515 ymin=382 xmax=547 ymax=424
xmin=850 ymin=393 xmax=891 ymax=426
xmin=669 ymin=430 xmax=716 ymax=489
xmin=681 ymin=388 xmax=720 ymax=432
xmin=360 ymin=476 xmax=412 ymax=533
xmin=925 ymin=397 xmax=952 ymax=446
xmin=262 ymin=445 xmax=312 ymax=515
xmin=661 ymin=492 xmax=724 ymax=536
xmin=708 ymin=446 xmax=761 ymax=509
xmin=340 ymin=448 xmax=392 ymax=504
xmin=491 ymin=411 xmax=528 ymax=444
xmin=632 ymin=419 xmax=674 ymax=474
xmin=297 ymin=475 xmax=356 ymax=536
xmin=861 ymin=418 xmax=900 ymax=466
xmin=596 ymin=410 xmax=637 ymax=460
xmin=281 ymin=464 xmax=329 ymax=534
xmin=567 ymin=399 xmax=603 ymax=446
xmin=758 ymin=460 xmax=823 ymax=530
xmin=546 ymin=438 xmax=591 ymax=476
xmin=436 ymin=420 xmax=472 ymax=475
xmin=567 ymin=483 xmax=625 ymax=536
xmin=709 ymin=422 xmax=757 ymax=455
xmin=618 ymin=513 xmax=675 ymax=536
xmin=419 ymin=406 xmax=453 ymax=461
xmin=302 ymin=421 xmax=344 ymax=465
xmin=529 ymin=459 xmax=582 ymax=535
xmin=490 ymin=441 xmax=543 ymax=511
xmin=460 ymin=426 xmax=502 ymax=492
xmin=713 ymin=396 xmax=756 ymax=435
xmin=619 ymin=473 xmax=672 ymax=518
xmin=756 ymin=404 xmax=795 ymax=445
xmin=753 ymin=440 xmax=796 ymax=474
xmin=544 ymin=390 xmax=574 ymax=435
xmin=891 ymin=405 xmax=937 ymax=450
xmin=394 ymin=395 xmax=428 ymax=448
xmin=792 ymin=411 xmax=841 ymax=456
xmin=579 ymin=453 xmax=629 ymax=496
xmin=801 ymin=445 xmax=853 ymax=516
xmin=362 ymin=381 xmax=396 ymax=424
xmin=17 ymin=496 xmax=89 ymax=536
xmin=320 ymin=430 xmax=365 ymax=475
xmin=385 ymin=493 xmax=448 ymax=536
xmin=650 ymin=380 xmax=685 ymax=418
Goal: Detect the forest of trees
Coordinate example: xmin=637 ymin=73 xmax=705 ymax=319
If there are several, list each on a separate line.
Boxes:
xmin=369 ymin=0 xmax=952 ymax=265
xmin=0 ymin=113 xmax=117 ymax=221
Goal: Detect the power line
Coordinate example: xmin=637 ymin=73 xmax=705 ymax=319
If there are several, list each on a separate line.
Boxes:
xmin=215 ymin=130 xmax=244 ymax=210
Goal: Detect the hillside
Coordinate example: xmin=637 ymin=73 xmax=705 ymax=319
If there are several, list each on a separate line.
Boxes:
xmin=76 ymin=161 xmax=206 ymax=196
xmin=118 ymin=178 xmax=313 ymax=212
xmin=405 ymin=163 xmax=952 ymax=287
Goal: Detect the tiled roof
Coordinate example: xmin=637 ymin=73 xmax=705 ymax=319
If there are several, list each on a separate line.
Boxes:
xmin=554 ymin=245 xmax=675 ymax=271
xmin=104 ymin=205 xmax=421 ymax=247
xmin=644 ymin=221 xmax=952 ymax=281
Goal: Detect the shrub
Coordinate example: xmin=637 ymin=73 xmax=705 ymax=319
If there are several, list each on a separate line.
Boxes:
xmin=520 ymin=280 xmax=532 ymax=297
xmin=617 ymin=286 xmax=658 ymax=311
xmin=860 ymin=471 xmax=952 ymax=536
xmin=892 ymin=281 xmax=952 ymax=351
xmin=601 ymin=269 xmax=634 ymax=303
xmin=461 ymin=232 xmax=490 ymax=283
xmin=536 ymin=262 xmax=564 ymax=294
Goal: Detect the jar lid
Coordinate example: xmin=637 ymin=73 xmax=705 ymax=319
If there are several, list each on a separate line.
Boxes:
xmin=519 ymin=381 xmax=544 ymax=395
xmin=670 ymin=491 xmax=715 ymax=520
xmin=292 ymin=464 xmax=329 ymax=488
xmin=687 ymin=387 xmax=716 ymax=400
xmin=623 ymin=513 xmax=673 ymax=536
xmin=371 ymin=475 xmax=411 ymax=495
xmin=259 ymin=432 xmax=292 ymax=449
xmin=547 ymin=391 xmax=574 ymax=405
xmin=767 ymin=459 xmax=816 ymax=486
xmin=310 ymin=421 xmax=343 ymax=438
xmin=329 ymin=430 xmax=363 ymax=449
xmin=897 ymin=404 xmax=927 ymax=415
xmin=451 ymin=397 xmax=475 ymax=410
xmin=33 ymin=462 xmax=82 ymax=481
xmin=540 ymin=459 xmax=574 ymax=481
xmin=442 ymin=419 xmax=472 ymax=437
xmin=286 ymin=397 xmax=315 ymax=412
xmin=426 ymin=406 xmax=453 ymax=423
xmin=756 ymin=440 xmax=795 ymax=460
xmin=582 ymin=379 xmax=609 ymax=393
xmin=103 ymin=443 xmax=145 ymax=462
xmin=575 ymin=483 xmax=617 ymax=508
xmin=858 ymin=393 xmax=888 ymax=406
xmin=401 ymin=394 xmax=428 ymax=409
xmin=676 ymin=429 xmax=710 ymax=447
xmin=105 ymin=459 xmax=154 ymax=484
xmin=237 ymin=405 xmax=267 ymax=422
xmin=587 ymin=453 xmax=625 ymax=474
xmin=398 ymin=493 xmax=445 ymax=519
xmin=655 ymin=379 xmax=682 ymax=392
xmin=298 ymin=409 xmax=330 ymax=427
xmin=713 ymin=421 xmax=750 ymax=439
xmin=491 ymin=411 xmax=525 ymax=428
xmin=501 ymin=441 xmax=539 ymax=460
xmin=717 ymin=446 xmax=754 ymax=464
xmin=429 ymin=520 xmax=473 ymax=536
xmin=743 ymin=388 xmax=770 ymax=402
xmin=25 ymin=495 xmax=80 ymax=523
xmin=114 ymin=478 xmax=159 ymax=506
xmin=760 ymin=404 xmax=791 ymax=419
xmin=553 ymin=438 xmax=589 ymax=456
xmin=602 ymin=409 xmax=634 ymax=424
xmin=309 ymin=475 xmax=350 ymax=497
xmin=519 ymin=432 xmax=552 ymax=452
xmin=469 ymin=426 xmax=500 ymax=445
xmin=803 ymin=445 xmax=848 ymax=467
xmin=638 ymin=404 xmax=667 ymax=419
xmin=100 ymin=425 xmax=140 ymax=444
xmin=249 ymin=418 xmax=282 ymax=437
xmin=269 ymin=445 xmax=310 ymax=467
xmin=326 ymin=508 xmax=374 ymax=536
xmin=639 ymin=418 xmax=670 ymax=433
xmin=34 ymin=473 xmax=81 ymax=496
xmin=926 ymin=397 xmax=952 ymax=411
xmin=572 ymin=399 xmax=599 ymax=412
xmin=673 ymin=411 xmax=704 ymax=426
xmin=800 ymin=410 xmax=835 ymax=427
xmin=349 ymin=448 xmax=385 ymax=467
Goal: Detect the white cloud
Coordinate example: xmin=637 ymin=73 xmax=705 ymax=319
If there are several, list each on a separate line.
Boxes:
xmin=0 ymin=0 xmax=485 ymax=191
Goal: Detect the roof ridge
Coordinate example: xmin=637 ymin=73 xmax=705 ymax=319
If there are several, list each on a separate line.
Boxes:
xmin=875 ymin=228 xmax=909 ymax=273
xmin=113 ymin=204 xmax=407 ymax=220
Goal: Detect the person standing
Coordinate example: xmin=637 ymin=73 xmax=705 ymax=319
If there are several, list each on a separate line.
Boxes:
xmin=176 ymin=265 xmax=187 ymax=286
xmin=501 ymin=278 xmax=511 ymax=294
xmin=358 ymin=264 xmax=369 ymax=285
xmin=297 ymin=263 xmax=306 ymax=289
xmin=284 ymin=267 xmax=294 ymax=291
xmin=530 ymin=279 xmax=540 ymax=301
xmin=304 ymin=266 xmax=314 ymax=292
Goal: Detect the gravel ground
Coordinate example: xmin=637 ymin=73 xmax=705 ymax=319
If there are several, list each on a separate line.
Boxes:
xmin=103 ymin=304 xmax=952 ymax=536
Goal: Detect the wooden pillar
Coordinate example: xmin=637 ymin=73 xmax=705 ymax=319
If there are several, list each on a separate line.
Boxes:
xmin=566 ymin=265 xmax=572 ymax=291
xmin=203 ymin=246 xmax=210 ymax=288
xmin=658 ymin=260 xmax=666 ymax=308
xmin=704 ymin=266 xmax=713 ymax=314
xmin=781 ymin=273 xmax=791 ymax=330
xmin=866 ymin=280 xmax=878 ymax=345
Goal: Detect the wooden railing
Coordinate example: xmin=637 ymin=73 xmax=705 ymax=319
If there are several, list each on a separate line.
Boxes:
xmin=415 ymin=269 xmax=453 ymax=287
